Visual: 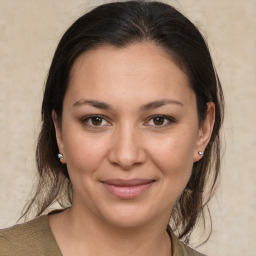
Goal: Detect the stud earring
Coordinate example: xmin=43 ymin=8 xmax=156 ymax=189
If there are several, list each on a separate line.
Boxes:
xmin=57 ymin=153 xmax=63 ymax=161
xmin=198 ymin=151 xmax=204 ymax=156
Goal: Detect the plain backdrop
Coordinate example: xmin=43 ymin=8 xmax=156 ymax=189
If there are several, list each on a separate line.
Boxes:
xmin=0 ymin=1 xmax=255 ymax=255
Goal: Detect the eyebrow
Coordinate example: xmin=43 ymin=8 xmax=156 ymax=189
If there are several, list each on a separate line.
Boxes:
xmin=72 ymin=98 xmax=183 ymax=110
xmin=140 ymin=99 xmax=184 ymax=111
xmin=73 ymin=99 xmax=112 ymax=110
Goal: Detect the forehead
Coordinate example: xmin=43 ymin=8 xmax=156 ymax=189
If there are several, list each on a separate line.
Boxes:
xmin=66 ymin=42 xmax=194 ymax=106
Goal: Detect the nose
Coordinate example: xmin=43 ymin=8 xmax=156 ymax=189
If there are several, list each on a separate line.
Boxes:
xmin=107 ymin=124 xmax=146 ymax=170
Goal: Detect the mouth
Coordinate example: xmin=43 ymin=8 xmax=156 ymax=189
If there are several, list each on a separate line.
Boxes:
xmin=100 ymin=179 xmax=156 ymax=199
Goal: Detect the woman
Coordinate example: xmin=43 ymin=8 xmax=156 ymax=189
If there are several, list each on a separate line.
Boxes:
xmin=0 ymin=1 xmax=224 ymax=255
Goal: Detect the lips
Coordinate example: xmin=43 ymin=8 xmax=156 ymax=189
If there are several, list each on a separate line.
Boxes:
xmin=101 ymin=179 xmax=155 ymax=199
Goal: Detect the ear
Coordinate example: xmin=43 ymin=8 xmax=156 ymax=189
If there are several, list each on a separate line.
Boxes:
xmin=193 ymin=102 xmax=215 ymax=162
xmin=52 ymin=110 xmax=66 ymax=163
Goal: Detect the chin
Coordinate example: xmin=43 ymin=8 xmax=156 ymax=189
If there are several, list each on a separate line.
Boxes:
xmin=98 ymin=203 xmax=160 ymax=229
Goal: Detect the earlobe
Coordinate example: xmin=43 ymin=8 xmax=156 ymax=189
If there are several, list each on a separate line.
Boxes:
xmin=52 ymin=110 xmax=66 ymax=163
xmin=193 ymin=102 xmax=215 ymax=162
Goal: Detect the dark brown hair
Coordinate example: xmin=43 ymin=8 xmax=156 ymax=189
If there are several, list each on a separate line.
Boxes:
xmin=22 ymin=0 xmax=224 ymax=244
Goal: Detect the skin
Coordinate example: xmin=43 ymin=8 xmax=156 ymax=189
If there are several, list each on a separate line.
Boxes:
xmin=50 ymin=42 xmax=215 ymax=256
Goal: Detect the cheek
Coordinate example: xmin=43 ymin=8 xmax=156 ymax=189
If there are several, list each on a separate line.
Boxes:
xmin=147 ymin=129 xmax=197 ymax=189
xmin=62 ymin=129 xmax=108 ymax=176
xmin=149 ymin=131 xmax=196 ymax=167
xmin=62 ymin=131 xmax=110 ymax=202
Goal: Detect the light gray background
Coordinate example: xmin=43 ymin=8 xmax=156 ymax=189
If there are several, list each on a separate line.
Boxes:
xmin=0 ymin=1 xmax=255 ymax=255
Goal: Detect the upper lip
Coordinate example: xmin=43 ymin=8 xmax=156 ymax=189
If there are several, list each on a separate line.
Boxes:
xmin=101 ymin=179 xmax=155 ymax=186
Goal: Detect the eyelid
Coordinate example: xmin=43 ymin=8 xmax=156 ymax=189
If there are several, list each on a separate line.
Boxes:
xmin=80 ymin=114 xmax=176 ymax=128
xmin=80 ymin=114 xmax=112 ymax=127
xmin=145 ymin=114 xmax=176 ymax=127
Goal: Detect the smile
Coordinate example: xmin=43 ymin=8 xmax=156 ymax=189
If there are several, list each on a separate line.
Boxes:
xmin=101 ymin=179 xmax=155 ymax=199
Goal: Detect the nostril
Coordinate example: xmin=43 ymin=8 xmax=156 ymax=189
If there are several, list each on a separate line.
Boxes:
xmin=108 ymin=154 xmax=144 ymax=170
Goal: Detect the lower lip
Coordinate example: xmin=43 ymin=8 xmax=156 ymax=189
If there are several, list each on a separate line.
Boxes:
xmin=102 ymin=182 xmax=154 ymax=199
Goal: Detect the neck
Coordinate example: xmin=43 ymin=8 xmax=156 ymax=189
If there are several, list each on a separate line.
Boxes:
xmin=50 ymin=203 xmax=172 ymax=256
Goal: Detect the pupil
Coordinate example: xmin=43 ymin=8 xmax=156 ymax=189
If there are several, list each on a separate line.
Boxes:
xmin=154 ymin=117 xmax=164 ymax=125
xmin=92 ymin=117 xmax=102 ymax=126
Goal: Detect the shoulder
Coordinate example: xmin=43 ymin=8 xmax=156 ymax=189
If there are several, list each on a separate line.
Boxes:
xmin=169 ymin=230 xmax=207 ymax=256
xmin=175 ymin=242 xmax=207 ymax=256
xmin=0 ymin=216 xmax=62 ymax=256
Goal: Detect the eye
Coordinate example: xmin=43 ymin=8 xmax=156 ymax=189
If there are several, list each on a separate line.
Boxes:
xmin=81 ymin=115 xmax=110 ymax=127
xmin=147 ymin=115 xmax=175 ymax=127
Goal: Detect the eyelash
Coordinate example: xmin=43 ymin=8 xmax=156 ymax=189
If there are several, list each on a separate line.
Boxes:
xmin=146 ymin=115 xmax=176 ymax=127
xmin=80 ymin=114 xmax=176 ymax=128
xmin=80 ymin=115 xmax=110 ymax=127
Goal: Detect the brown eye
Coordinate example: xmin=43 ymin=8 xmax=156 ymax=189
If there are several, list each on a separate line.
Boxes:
xmin=82 ymin=115 xmax=110 ymax=127
xmin=91 ymin=116 xmax=103 ymax=126
xmin=147 ymin=115 xmax=175 ymax=127
xmin=153 ymin=116 xmax=165 ymax=126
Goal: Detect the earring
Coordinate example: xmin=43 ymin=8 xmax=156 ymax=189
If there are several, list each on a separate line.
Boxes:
xmin=198 ymin=151 xmax=204 ymax=156
xmin=57 ymin=153 xmax=63 ymax=161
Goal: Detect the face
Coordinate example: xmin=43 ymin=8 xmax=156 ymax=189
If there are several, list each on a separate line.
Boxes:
xmin=53 ymin=42 xmax=214 ymax=228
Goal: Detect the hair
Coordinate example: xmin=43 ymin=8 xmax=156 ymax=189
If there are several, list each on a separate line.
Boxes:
xmin=22 ymin=0 xmax=224 ymax=244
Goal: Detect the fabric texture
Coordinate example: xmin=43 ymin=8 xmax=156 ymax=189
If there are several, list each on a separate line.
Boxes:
xmin=0 ymin=215 xmax=206 ymax=256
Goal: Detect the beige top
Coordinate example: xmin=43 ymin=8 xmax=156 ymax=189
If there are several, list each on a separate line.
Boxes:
xmin=0 ymin=216 xmax=206 ymax=256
